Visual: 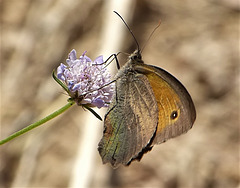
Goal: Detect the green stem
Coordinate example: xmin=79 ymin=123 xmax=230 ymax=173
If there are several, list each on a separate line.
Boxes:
xmin=0 ymin=100 xmax=75 ymax=145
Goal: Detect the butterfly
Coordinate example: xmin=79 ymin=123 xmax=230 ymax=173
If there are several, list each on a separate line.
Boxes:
xmin=98 ymin=12 xmax=196 ymax=168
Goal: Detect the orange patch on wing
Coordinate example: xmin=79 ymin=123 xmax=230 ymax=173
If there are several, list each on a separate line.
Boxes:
xmin=146 ymin=72 xmax=181 ymax=132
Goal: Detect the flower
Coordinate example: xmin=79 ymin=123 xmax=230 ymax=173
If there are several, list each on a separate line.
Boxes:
xmin=57 ymin=49 xmax=114 ymax=108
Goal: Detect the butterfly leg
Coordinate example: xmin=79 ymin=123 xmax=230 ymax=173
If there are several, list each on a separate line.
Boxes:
xmin=101 ymin=53 xmax=121 ymax=69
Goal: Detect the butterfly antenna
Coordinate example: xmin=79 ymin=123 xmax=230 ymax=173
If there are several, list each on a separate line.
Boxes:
xmin=113 ymin=11 xmax=140 ymax=52
xmin=142 ymin=20 xmax=161 ymax=52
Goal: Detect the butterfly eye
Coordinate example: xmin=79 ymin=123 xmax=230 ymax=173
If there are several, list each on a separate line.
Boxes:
xmin=170 ymin=110 xmax=178 ymax=120
xmin=131 ymin=55 xmax=138 ymax=61
xmin=131 ymin=50 xmax=142 ymax=62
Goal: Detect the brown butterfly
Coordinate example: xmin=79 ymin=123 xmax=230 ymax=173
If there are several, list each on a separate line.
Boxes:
xmin=98 ymin=12 xmax=196 ymax=168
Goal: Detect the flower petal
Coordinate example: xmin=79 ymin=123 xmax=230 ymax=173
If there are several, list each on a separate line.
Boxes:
xmin=57 ymin=63 xmax=67 ymax=81
xmin=94 ymin=56 xmax=104 ymax=65
xmin=92 ymin=98 xmax=105 ymax=108
xmin=69 ymin=49 xmax=77 ymax=60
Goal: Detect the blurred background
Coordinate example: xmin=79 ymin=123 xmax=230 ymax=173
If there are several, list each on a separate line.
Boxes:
xmin=1 ymin=0 xmax=239 ymax=187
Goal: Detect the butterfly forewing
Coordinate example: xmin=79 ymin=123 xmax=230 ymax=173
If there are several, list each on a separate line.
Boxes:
xmin=137 ymin=64 xmax=196 ymax=145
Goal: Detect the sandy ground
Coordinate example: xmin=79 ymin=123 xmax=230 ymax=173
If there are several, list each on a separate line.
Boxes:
xmin=1 ymin=0 xmax=239 ymax=187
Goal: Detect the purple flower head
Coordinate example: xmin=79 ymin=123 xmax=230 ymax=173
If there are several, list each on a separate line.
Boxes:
xmin=57 ymin=49 xmax=114 ymax=108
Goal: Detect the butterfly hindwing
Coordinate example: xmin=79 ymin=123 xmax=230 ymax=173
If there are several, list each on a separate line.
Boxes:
xmin=98 ymin=70 xmax=158 ymax=168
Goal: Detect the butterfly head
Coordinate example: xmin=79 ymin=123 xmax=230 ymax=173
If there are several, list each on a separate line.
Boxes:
xmin=129 ymin=50 xmax=143 ymax=64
